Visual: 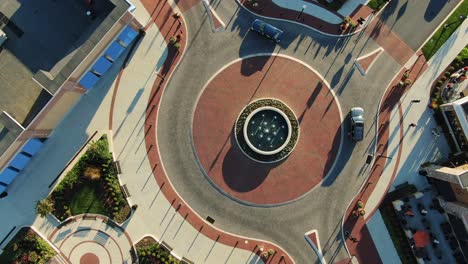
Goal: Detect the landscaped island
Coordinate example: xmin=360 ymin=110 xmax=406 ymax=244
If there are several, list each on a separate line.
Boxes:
xmin=36 ymin=135 xmax=131 ymax=223
xmin=0 ymin=227 xmax=56 ymax=264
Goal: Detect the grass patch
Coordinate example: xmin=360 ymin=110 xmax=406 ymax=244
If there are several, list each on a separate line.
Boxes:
xmin=136 ymin=237 xmax=181 ymax=264
xmin=47 ymin=135 xmax=131 ymax=223
xmin=367 ymin=0 xmax=386 ymax=10
xmin=70 ymin=184 xmax=106 ymax=215
xmin=0 ymin=227 xmax=56 ymax=264
xmin=422 ymin=1 xmax=468 ymax=60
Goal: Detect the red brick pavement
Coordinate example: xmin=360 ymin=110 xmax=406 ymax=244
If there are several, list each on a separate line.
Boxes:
xmin=356 ymin=48 xmax=383 ymax=74
xmin=364 ymin=15 xmax=415 ymax=67
xmin=349 ymin=4 xmax=374 ymax=24
xmin=192 ymin=55 xmax=342 ymax=205
xmin=108 ymin=0 xmax=296 ymax=263
xmin=342 ymin=52 xmax=427 ymax=263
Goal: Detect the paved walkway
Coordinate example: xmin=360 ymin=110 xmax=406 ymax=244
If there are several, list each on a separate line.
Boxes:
xmin=343 ymin=17 xmax=468 ymax=263
xmin=272 ymin=0 xmax=342 ymax=24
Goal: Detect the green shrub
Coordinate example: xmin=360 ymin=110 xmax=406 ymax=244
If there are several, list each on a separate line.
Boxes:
xmin=448 ymin=66 xmax=455 ymax=72
xmin=444 ymin=72 xmax=451 ymax=77
xmin=35 ymin=198 xmax=55 ymax=217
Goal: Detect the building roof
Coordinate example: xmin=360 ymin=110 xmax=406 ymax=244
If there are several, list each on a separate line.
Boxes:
xmin=0 ymin=0 xmax=131 ymax=158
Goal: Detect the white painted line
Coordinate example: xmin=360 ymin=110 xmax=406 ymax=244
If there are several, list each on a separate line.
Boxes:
xmin=202 ymin=0 xmax=225 ymax=33
xmin=355 ymin=47 xmax=384 ymax=75
xmin=354 ymin=59 xmax=366 ymax=76
xmin=304 ymin=229 xmax=326 ymax=264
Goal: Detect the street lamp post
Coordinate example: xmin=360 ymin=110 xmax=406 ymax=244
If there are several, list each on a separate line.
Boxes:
xmin=297 ymin=5 xmax=307 ymax=20
xmin=444 ymin=15 xmax=466 ymax=29
xmin=377 ymin=153 xmax=392 ymax=159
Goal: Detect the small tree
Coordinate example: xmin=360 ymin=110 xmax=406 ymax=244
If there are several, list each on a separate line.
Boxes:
xmin=35 ymin=198 xmax=54 ymax=217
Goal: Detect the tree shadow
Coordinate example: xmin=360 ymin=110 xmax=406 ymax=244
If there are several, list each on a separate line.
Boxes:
xmin=424 ymin=0 xmax=448 ymax=22
xmin=298 ymin=82 xmax=323 ymax=124
xmin=221 ymin=133 xmax=283 ymax=192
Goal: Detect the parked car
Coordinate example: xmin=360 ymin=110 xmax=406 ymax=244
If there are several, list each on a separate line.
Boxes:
xmin=250 ymin=19 xmax=283 ymax=43
xmin=0 ymin=29 xmax=7 ymax=48
xmin=349 ymin=107 xmax=364 ymax=141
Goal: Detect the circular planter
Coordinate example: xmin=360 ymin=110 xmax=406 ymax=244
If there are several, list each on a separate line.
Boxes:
xmin=235 ymin=98 xmax=299 ymax=163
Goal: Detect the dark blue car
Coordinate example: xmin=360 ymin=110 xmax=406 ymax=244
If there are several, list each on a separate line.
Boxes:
xmin=251 ymin=19 xmax=283 ymax=43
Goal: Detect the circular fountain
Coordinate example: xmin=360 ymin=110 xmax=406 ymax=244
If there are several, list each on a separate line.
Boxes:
xmin=235 ymin=99 xmax=299 ymax=163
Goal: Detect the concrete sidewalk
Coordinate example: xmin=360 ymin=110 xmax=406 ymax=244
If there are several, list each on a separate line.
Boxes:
xmin=363 ymin=17 xmax=467 ymax=264
xmin=364 ymin=19 xmax=467 ymax=219
xmin=272 ymin=0 xmax=342 ymax=24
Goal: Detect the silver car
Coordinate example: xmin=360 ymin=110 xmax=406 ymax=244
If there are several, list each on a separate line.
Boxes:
xmin=349 ymin=107 xmax=364 ymax=141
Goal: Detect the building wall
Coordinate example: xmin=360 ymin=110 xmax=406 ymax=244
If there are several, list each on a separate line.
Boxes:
xmin=427 ymin=165 xmax=464 ymax=186
xmin=451 ymin=182 xmax=468 ymax=204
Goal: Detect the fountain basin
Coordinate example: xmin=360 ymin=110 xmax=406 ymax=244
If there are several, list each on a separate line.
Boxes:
xmin=243 ymin=107 xmax=291 ymax=155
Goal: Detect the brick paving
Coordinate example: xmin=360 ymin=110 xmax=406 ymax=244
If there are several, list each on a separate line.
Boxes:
xmin=364 ymin=15 xmax=415 ymax=67
xmin=130 ymin=0 xmax=295 ymax=262
xmin=355 ymin=48 xmax=383 ymax=75
xmin=192 ymin=55 xmax=342 ymax=205
xmin=342 ymin=52 xmax=428 ymax=263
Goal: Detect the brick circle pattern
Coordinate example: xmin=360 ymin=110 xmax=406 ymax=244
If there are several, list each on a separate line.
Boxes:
xmin=80 ymin=253 xmax=100 ymax=264
xmin=192 ymin=55 xmax=342 ymax=205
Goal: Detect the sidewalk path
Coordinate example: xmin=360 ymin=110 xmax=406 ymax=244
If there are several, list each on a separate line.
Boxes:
xmin=342 ymin=18 xmax=468 ymax=264
xmin=272 ymin=0 xmax=342 ymax=24
xmin=239 ymin=0 xmax=343 ymax=34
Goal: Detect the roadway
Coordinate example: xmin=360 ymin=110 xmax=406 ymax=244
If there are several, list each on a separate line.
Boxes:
xmin=156 ymin=0 xmax=461 ymax=262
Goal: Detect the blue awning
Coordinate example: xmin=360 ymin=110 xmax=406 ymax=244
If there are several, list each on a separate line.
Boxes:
xmin=0 ymin=168 xmax=18 ymax=185
xmin=105 ymin=41 xmax=126 ymax=61
xmin=118 ymin=26 xmax=138 ymax=47
xmin=22 ymin=138 xmax=43 ymax=156
xmin=9 ymin=153 xmax=31 ymax=171
xmin=93 ymin=57 xmax=113 ymax=76
xmin=0 ymin=185 xmax=6 ymax=194
xmin=79 ymin=71 xmax=100 ymax=90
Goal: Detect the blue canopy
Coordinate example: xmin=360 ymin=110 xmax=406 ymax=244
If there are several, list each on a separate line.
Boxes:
xmin=9 ymin=153 xmax=31 ymax=171
xmin=118 ymin=26 xmax=138 ymax=47
xmin=22 ymin=138 xmax=43 ymax=156
xmin=93 ymin=57 xmax=113 ymax=76
xmin=0 ymin=168 xmax=18 ymax=185
xmin=0 ymin=184 xmax=6 ymax=194
xmin=79 ymin=71 xmax=100 ymax=90
xmin=105 ymin=41 xmax=126 ymax=61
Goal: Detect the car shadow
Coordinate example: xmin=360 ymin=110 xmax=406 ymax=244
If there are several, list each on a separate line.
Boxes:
xmin=322 ymin=117 xmax=356 ymax=187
